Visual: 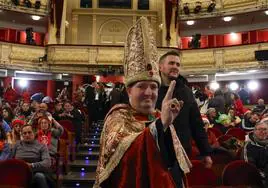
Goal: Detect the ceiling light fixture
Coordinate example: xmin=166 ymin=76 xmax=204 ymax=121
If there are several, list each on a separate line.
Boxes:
xmin=223 ymin=16 xmax=232 ymax=22
xmin=265 ymin=10 xmax=268 ymax=15
xmin=31 ymin=15 xmax=41 ymax=21
xmin=186 ymin=20 xmax=195 ymax=25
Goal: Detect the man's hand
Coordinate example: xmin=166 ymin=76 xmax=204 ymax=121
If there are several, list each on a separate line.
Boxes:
xmin=161 ymin=80 xmax=183 ymax=128
xmin=26 ymin=163 xmax=32 ymax=168
xmin=202 ymin=156 xmax=213 ymax=168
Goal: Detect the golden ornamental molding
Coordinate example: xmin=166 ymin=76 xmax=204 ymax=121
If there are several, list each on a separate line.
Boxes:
xmin=1 ymin=42 xmax=267 ymax=75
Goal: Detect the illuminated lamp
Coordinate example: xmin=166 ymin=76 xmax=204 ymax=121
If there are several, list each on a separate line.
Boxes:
xmin=194 ymin=1 xmax=202 ymax=14
xmin=229 ymin=82 xmax=239 ymax=91
xmin=210 ymin=81 xmax=219 ymax=91
xmin=183 ymin=3 xmax=190 ymax=15
xmin=247 ymin=81 xmax=259 ymax=91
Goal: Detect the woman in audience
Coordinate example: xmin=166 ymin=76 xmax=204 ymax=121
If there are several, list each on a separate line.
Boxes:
xmin=37 ymin=116 xmax=64 ymax=156
xmin=231 ymin=92 xmax=247 ymax=117
xmin=10 ymin=119 xmax=25 ymax=148
xmin=227 ymin=107 xmax=242 ymax=127
xmin=0 ymin=125 xmax=11 ymax=160
xmin=2 ymin=106 xmax=14 ymax=125
xmin=206 ymin=108 xmax=217 ymax=126
xmin=15 ymin=101 xmax=32 ymax=121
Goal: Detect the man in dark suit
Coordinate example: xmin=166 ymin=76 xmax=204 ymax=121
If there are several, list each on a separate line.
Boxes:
xmin=84 ymin=76 xmax=97 ymax=127
xmin=156 ymin=50 xmax=213 ymax=168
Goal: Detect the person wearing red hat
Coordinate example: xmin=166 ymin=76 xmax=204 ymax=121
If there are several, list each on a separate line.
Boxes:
xmin=3 ymin=83 xmax=20 ymax=107
xmin=11 ymin=119 xmax=25 ymax=148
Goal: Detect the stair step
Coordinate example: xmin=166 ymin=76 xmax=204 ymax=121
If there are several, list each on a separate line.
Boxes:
xmin=87 ymin=138 xmax=100 ymax=144
xmin=79 ymin=144 xmax=100 ymax=152
xmin=76 ymin=151 xmax=99 ymax=160
xmin=61 ymin=172 xmax=95 ymax=188
xmin=69 ymin=160 xmax=98 ymax=172
xmin=88 ymin=133 xmax=101 ymax=137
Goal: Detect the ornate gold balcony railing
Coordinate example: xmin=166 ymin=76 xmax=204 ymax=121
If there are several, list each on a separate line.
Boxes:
xmin=0 ymin=41 xmax=267 ymax=75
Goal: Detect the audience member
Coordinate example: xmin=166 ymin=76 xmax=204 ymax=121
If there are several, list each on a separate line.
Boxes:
xmin=243 ymin=121 xmax=268 ymax=187
xmin=2 ymin=106 xmax=14 ymax=125
xmin=11 ymin=119 xmax=25 ymax=147
xmin=0 ymin=125 xmax=11 ymax=160
xmin=242 ymin=111 xmax=260 ymax=131
xmin=253 ymin=98 xmax=266 ymax=114
xmin=13 ymin=124 xmax=52 ymax=188
xmin=208 ymin=89 xmax=225 ymax=114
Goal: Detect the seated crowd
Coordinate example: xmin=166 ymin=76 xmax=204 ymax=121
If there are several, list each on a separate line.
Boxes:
xmin=0 ymin=87 xmax=86 ymax=188
xmin=0 ymin=82 xmax=267 ymax=187
xmin=192 ymin=85 xmax=268 ymax=187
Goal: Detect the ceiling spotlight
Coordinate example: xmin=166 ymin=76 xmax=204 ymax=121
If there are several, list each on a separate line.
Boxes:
xmin=229 ymin=82 xmax=239 ymax=91
xmin=265 ymin=10 xmax=268 ymax=15
xmin=31 ymin=15 xmax=41 ymax=20
xmin=207 ymin=0 xmax=216 ymax=12
xmin=247 ymin=81 xmax=259 ymax=91
xmin=210 ymin=81 xmax=219 ymax=91
xmin=183 ymin=3 xmax=190 ymax=15
xmin=223 ymin=16 xmax=232 ymax=22
xmin=186 ymin=20 xmax=195 ymax=25
xmin=194 ymin=1 xmax=202 ymax=14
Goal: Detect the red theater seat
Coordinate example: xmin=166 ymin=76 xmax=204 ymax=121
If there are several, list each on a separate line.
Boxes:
xmin=222 ymin=160 xmax=263 ymax=187
xmin=208 ymin=128 xmax=223 ymax=138
xmin=225 ymin=128 xmax=246 ymax=141
xmin=186 ymin=160 xmax=218 ymax=187
xmin=0 ymin=159 xmax=32 ymax=188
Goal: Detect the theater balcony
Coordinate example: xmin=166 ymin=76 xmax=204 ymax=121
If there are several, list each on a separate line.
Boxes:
xmin=1 ymin=41 xmax=268 ymax=77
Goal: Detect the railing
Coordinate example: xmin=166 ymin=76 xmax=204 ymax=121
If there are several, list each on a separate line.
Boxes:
xmin=0 ymin=41 xmax=268 ymax=75
xmin=179 ymin=0 xmax=268 ymax=20
xmin=0 ymin=0 xmax=49 ymax=16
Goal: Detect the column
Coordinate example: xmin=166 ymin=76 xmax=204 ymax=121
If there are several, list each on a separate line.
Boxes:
xmin=92 ymin=15 xmax=97 ymax=45
xmin=60 ymin=0 xmax=67 ymax=44
xmin=72 ymin=75 xmax=84 ymax=100
xmin=47 ymin=21 xmax=57 ymax=44
xmin=71 ymin=14 xmax=79 ymax=44
xmin=132 ymin=0 xmax=138 ymax=10
xmin=92 ymin=0 xmax=98 ymax=8
xmin=47 ymin=80 xmax=56 ymax=99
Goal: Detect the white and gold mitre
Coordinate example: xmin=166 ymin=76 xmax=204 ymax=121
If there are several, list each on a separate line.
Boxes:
xmin=124 ymin=17 xmax=161 ymax=87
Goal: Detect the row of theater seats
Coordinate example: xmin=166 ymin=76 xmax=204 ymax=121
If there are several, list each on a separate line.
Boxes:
xmin=186 ymin=160 xmax=263 ymax=187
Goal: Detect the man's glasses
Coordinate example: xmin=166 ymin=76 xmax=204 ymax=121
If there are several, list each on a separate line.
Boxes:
xmin=255 ymin=128 xmax=267 ymax=131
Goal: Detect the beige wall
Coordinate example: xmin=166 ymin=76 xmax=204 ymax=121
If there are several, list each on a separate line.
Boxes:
xmin=64 ymin=0 xmax=164 ymax=46
xmin=77 ymin=15 xmax=93 ymax=44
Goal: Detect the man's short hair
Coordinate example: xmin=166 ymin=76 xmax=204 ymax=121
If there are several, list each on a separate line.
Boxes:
xmin=159 ymin=50 xmax=181 ymax=64
xmin=21 ymin=124 xmax=33 ymax=132
xmin=255 ymin=121 xmax=268 ymax=129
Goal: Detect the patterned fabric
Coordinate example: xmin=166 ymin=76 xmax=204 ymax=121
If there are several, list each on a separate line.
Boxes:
xmin=94 ymin=104 xmax=191 ymax=187
xmin=124 ymin=17 xmax=161 ymax=87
